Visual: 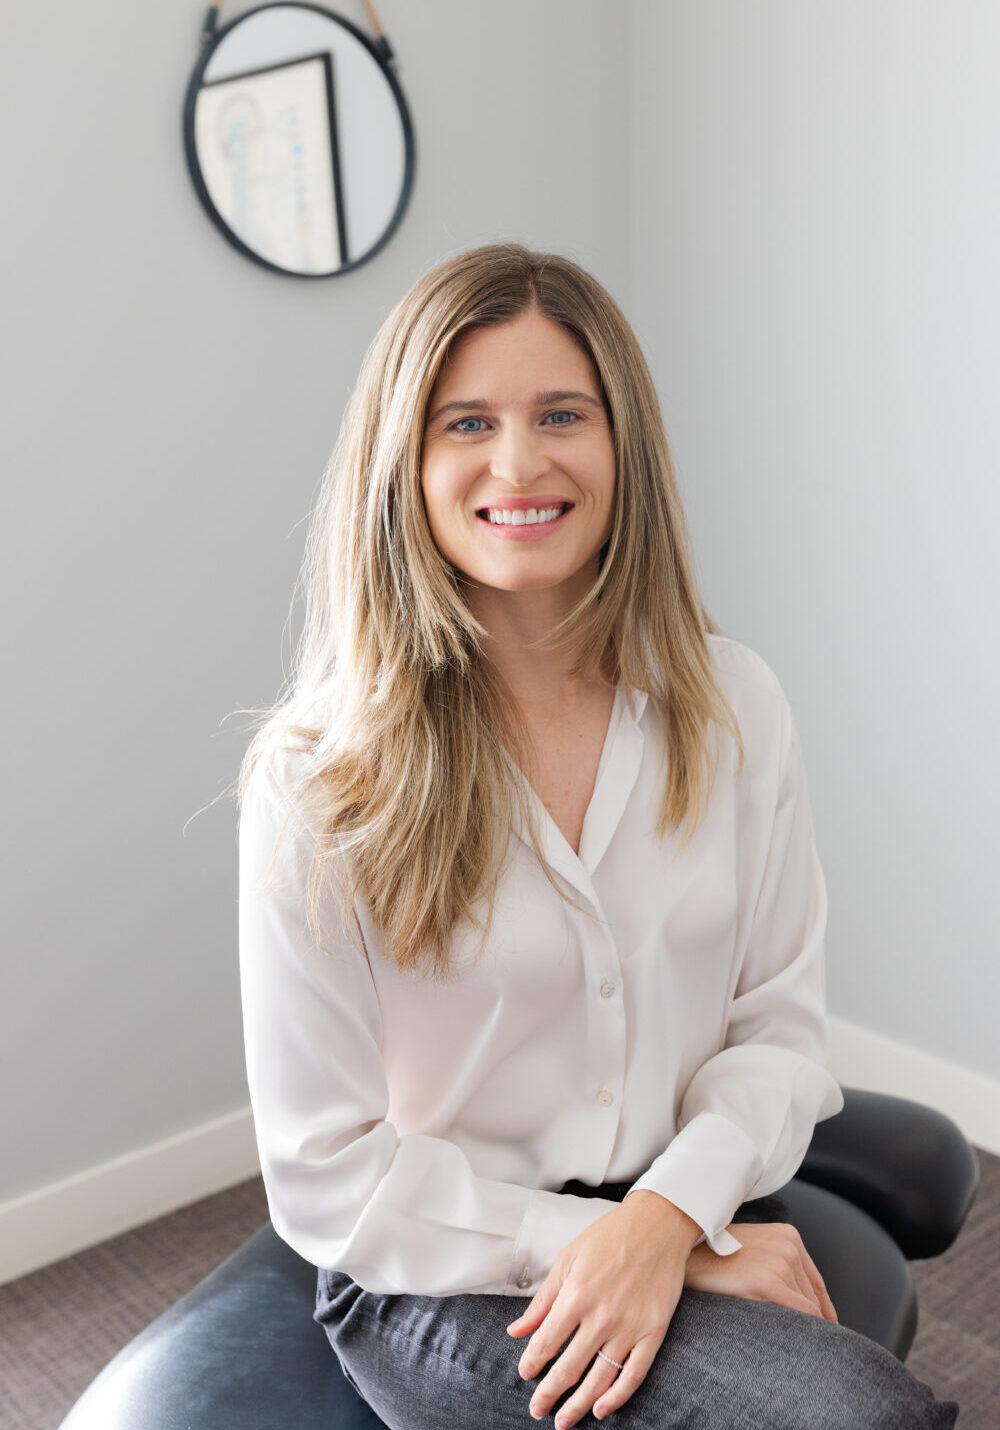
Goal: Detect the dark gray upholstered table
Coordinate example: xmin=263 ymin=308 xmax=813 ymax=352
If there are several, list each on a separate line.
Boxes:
xmin=58 ymin=1089 xmax=980 ymax=1430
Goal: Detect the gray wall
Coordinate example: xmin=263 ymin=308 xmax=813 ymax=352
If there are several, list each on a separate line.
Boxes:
xmin=0 ymin=0 xmax=631 ymax=1202
xmin=626 ymin=1 xmax=999 ymax=1076
xmin=4 ymin=0 xmax=997 ymax=1208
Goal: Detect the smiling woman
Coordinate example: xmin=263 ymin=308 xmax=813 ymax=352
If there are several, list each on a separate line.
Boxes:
xmin=236 ymin=241 xmax=959 ymax=1430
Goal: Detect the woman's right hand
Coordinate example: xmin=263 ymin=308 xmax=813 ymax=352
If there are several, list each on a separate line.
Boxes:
xmin=683 ymin=1222 xmax=839 ymax=1323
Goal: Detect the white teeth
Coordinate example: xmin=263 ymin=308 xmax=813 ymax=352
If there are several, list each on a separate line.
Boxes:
xmin=484 ymin=505 xmax=565 ymax=526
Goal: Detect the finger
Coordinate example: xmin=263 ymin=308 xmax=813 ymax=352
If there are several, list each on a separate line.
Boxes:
xmin=517 ymin=1305 xmax=578 ymax=1384
xmin=770 ymin=1228 xmax=822 ymax=1319
xmin=506 ymin=1306 xmax=544 ymax=1338
xmin=529 ymin=1324 xmax=616 ymax=1421
xmin=798 ymin=1245 xmax=839 ymax=1323
xmin=766 ymin=1272 xmax=823 ymax=1319
xmin=787 ymin=1253 xmax=824 ymax=1318
xmin=545 ymin=1344 xmax=627 ymax=1429
xmin=778 ymin=1231 xmax=831 ymax=1322
xmin=591 ymin=1335 xmax=659 ymax=1421
xmin=507 ymin=1277 xmax=559 ymax=1342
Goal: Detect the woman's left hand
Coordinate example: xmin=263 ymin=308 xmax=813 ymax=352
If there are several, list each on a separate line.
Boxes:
xmin=505 ymin=1191 xmax=702 ymax=1426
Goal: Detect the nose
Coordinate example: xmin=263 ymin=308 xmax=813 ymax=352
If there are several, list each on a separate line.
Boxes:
xmin=487 ymin=419 xmax=551 ymax=486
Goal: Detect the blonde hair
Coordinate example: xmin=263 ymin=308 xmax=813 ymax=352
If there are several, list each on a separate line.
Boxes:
xmin=236 ymin=241 xmax=744 ymax=981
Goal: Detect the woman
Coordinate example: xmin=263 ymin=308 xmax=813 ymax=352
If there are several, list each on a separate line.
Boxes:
xmin=237 ymin=243 xmax=959 ymax=1428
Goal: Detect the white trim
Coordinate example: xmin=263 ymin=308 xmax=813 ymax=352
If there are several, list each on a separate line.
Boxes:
xmin=0 ymin=1108 xmax=260 ymax=1287
xmin=828 ymin=1014 xmax=1000 ymax=1156
xmin=0 ymin=1020 xmax=996 ymax=1287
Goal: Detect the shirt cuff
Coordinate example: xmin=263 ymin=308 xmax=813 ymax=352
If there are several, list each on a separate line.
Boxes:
xmin=506 ymin=1187 xmax=623 ymax=1295
xmin=623 ymin=1111 xmax=764 ymax=1257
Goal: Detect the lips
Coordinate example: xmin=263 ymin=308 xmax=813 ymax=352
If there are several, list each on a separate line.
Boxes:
xmin=473 ymin=501 xmax=576 ymax=540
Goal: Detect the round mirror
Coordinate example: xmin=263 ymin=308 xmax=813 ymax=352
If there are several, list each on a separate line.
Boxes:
xmin=182 ymin=2 xmax=415 ymax=278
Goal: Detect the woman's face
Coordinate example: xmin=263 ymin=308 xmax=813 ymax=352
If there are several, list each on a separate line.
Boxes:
xmin=419 ymin=309 xmax=615 ymax=596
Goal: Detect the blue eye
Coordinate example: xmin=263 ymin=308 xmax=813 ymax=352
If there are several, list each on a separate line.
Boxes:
xmin=449 ymin=410 xmax=580 ymax=434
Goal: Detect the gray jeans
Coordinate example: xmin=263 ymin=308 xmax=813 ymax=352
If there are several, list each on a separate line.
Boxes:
xmin=313 ymin=1192 xmax=960 ymax=1429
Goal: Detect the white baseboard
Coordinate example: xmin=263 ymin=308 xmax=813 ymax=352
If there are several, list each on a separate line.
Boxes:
xmin=0 ymin=1018 xmax=996 ymax=1289
xmin=0 ymin=1108 xmax=260 ymax=1287
xmin=828 ymin=1014 xmax=1000 ymax=1156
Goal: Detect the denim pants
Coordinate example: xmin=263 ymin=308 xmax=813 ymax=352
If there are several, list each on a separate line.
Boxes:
xmin=313 ymin=1189 xmax=960 ymax=1429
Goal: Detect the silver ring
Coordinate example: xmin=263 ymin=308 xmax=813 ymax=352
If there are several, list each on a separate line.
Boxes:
xmin=596 ymin=1348 xmax=624 ymax=1372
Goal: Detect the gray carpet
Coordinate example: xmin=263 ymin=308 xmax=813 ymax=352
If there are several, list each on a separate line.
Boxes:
xmin=1 ymin=1152 xmax=997 ymax=1429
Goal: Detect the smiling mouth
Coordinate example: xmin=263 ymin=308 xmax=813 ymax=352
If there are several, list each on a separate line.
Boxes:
xmin=475 ymin=501 xmax=574 ymax=524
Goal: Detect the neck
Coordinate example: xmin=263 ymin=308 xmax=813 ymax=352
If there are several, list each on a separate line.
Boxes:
xmin=462 ymin=563 xmax=617 ymax=715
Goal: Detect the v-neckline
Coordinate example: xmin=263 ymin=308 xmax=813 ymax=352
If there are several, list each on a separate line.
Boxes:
xmin=505 ymin=678 xmax=648 ymax=904
xmin=517 ymin=680 xmax=624 ymax=864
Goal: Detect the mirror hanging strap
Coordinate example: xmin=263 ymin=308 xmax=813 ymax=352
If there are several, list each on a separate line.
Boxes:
xmin=198 ymin=0 xmax=394 ymax=66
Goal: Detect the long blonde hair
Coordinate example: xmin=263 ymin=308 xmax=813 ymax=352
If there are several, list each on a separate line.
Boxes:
xmin=236 ymin=241 xmax=744 ymax=981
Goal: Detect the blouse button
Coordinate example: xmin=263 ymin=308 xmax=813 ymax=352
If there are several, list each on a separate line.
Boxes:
xmin=516 ymin=1270 xmax=532 ymax=1289
xmin=599 ymin=979 xmax=616 ymax=998
xmin=596 ymin=1088 xmax=615 ymax=1107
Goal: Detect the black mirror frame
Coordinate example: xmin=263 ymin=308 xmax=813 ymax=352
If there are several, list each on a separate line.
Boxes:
xmin=182 ymin=1 xmax=416 ymax=279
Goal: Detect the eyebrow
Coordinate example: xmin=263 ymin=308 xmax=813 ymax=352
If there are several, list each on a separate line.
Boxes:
xmin=426 ymin=389 xmax=605 ymax=426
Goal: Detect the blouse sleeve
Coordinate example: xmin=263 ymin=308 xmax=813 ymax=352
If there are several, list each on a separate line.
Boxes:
xmin=238 ymin=752 xmax=621 ymax=1296
xmin=623 ymin=686 xmax=845 ymax=1255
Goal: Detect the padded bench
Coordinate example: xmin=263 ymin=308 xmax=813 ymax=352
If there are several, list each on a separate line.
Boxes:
xmin=58 ymin=1088 xmax=979 ymax=1430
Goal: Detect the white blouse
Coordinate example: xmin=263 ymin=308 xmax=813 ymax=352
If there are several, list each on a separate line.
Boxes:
xmin=238 ymin=633 xmax=844 ymax=1298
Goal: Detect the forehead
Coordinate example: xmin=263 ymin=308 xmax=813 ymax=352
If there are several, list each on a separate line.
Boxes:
xmin=431 ymin=311 xmax=598 ymax=399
